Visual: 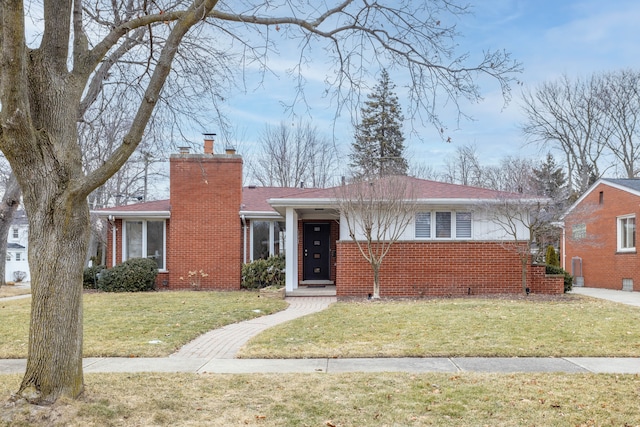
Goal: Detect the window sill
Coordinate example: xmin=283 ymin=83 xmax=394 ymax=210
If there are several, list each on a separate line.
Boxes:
xmin=616 ymin=250 xmax=637 ymax=255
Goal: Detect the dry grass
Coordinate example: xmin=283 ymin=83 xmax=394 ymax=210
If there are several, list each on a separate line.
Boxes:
xmin=239 ymin=295 xmax=640 ymax=358
xmin=0 ymin=285 xmax=30 ymax=299
xmin=1 ymin=372 xmax=640 ymax=426
xmin=0 ymin=291 xmax=288 ymax=358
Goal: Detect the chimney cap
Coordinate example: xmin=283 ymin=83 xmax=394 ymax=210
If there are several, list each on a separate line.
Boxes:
xmin=178 ymin=146 xmax=190 ymax=154
xmin=203 ymin=133 xmax=216 ymax=139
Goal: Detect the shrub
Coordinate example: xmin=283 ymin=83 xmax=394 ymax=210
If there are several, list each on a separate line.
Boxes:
xmin=98 ymin=258 xmax=158 ymax=292
xmin=83 ymin=264 xmax=106 ymax=289
xmin=12 ymin=271 xmax=27 ymax=282
xmin=546 ymin=264 xmax=573 ymax=293
xmin=545 ymin=245 xmax=560 ymax=267
xmin=241 ymin=255 xmax=285 ymax=289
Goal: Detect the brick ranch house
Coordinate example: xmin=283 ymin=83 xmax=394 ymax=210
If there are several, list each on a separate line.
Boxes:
xmin=562 ymin=178 xmax=640 ymax=291
xmin=95 ymin=148 xmax=564 ymax=297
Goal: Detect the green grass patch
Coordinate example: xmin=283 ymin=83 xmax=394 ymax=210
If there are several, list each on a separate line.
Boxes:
xmin=239 ymin=296 xmax=640 ymax=358
xmin=0 ymin=291 xmax=287 ymax=358
xmin=1 ymin=372 xmax=639 ymax=426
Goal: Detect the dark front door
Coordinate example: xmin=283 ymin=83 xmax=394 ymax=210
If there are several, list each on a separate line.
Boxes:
xmin=303 ymin=222 xmax=331 ymax=281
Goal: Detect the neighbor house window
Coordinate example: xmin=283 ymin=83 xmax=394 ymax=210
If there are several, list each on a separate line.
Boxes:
xmin=123 ymin=220 xmax=166 ymax=270
xmin=11 ymin=228 xmax=18 ymax=239
xmin=251 ymin=220 xmax=286 ymax=261
xmin=415 ymin=211 xmax=472 ymax=239
xmin=5 ymin=253 xmax=11 ymax=261
xmin=572 ymin=223 xmax=586 ymax=240
xmin=15 ymin=253 xmax=21 ymax=261
xmin=618 ymin=215 xmax=636 ymax=252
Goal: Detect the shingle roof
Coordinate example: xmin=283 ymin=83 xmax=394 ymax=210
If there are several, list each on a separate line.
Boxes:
xmin=94 ymin=177 xmax=534 ymax=217
xmin=95 ymin=199 xmax=171 ymax=213
xmin=271 ymin=176 xmax=525 ymax=201
xmin=602 ymin=178 xmax=640 ymax=193
xmin=240 ymin=186 xmax=319 ymax=212
xmin=7 ymin=243 xmax=25 ymax=249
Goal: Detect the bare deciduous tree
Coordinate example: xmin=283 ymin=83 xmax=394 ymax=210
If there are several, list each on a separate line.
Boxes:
xmin=249 ymin=121 xmax=339 ymax=188
xmin=0 ymin=1 xmax=519 ymax=403
xmin=441 ymin=144 xmax=484 ymax=186
xmin=521 ymin=74 xmax=609 ymax=195
xmin=336 ymin=176 xmax=418 ymax=299
xmin=598 ymin=69 xmax=640 ymax=178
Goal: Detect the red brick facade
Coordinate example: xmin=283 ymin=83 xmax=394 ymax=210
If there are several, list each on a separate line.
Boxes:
xmin=167 ymin=154 xmax=243 ymax=290
xmin=100 ymin=157 xmax=565 ymax=296
xmin=336 ymin=240 xmax=563 ymax=297
xmin=564 ymin=182 xmax=640 ymax=290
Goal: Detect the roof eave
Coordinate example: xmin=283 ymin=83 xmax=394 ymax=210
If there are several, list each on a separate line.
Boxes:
xmin=92 ymin=211 xmax=171 ymax=218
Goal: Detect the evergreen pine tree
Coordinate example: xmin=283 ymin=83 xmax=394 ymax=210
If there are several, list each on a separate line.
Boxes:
xmin=350 ymin=70 xmax=408 ymax=177
xmin=531 ymin=153 xmax=568 ymax=199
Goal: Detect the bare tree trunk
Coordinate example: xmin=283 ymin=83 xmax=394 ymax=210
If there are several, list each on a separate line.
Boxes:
xmin=372 ymin=263 xmax=381 ymax=299
xmin=0 ymin=173 xmax=21 ymax=286
xmin=17 ymin=197 xmax=89 ymax=403
xmin=521 ymin=256 xmax=528 ymax=294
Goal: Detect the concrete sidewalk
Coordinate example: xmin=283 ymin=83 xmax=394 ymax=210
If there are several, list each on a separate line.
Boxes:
xmin=1 ymin=356 xmax=638 ymax=375
xmin=1 ymin=289 xmax=639 ymax=375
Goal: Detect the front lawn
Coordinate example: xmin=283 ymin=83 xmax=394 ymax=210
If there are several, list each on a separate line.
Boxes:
xmin=0 ymin=291 xmax=288 ymax=358
xmin=2 ymin=372 xmax=639 ymax=426
xmin=239 ymin=296 xmax=640 ymax=358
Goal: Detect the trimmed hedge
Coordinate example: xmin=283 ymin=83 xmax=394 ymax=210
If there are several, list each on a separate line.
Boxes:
xmin=241 ymin=255 xmax=285 ymax=289
xmin=546 ymin=264 xmax=573 ymax=293
xmin=98 ymin=257 xmax=158 ymax=292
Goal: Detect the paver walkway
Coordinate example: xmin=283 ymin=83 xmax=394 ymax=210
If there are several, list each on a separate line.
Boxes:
xmin=171 ymin=296 xmax=336 ymax=359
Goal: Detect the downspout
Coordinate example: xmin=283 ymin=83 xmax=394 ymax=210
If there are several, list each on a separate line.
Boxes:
xmin=109 ymin=215 xmax=116 ymax=268
xmin=241 ymin=214 xmax=247 ymax=264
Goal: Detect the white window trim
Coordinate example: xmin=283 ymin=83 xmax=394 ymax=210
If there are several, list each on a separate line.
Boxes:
xmin=122 ymin=219 xmax=167 ymax=271
xmin=415 ymin=211 xmax=473 ymax=240
xmin=617 ymin=214 xmax=636 ymax=252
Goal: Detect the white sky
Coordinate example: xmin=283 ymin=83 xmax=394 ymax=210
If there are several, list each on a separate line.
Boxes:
xmin=203 ymin=0 xmax=640 ymax=182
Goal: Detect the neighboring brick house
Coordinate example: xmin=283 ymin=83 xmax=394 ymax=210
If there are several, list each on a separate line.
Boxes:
xmin=4 ymin=209 xmax=29 ymax=283
xmin=562 ymin=178 xmax=640 ymax=291
xmin=96 ymin=147 xmax=564 ymax=297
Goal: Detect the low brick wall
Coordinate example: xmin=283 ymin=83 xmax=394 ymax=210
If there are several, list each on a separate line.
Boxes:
xmin=336 ymin=241 xmax=564 ymax=297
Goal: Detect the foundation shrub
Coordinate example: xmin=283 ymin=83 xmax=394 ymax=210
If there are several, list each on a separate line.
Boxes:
xmin=98 ymin=258 xmax=158 ymax=292
xmin=84 ymin=264 xmax=106 ymax=289
xmin=241 ymin=255 xmax=285 ymax=289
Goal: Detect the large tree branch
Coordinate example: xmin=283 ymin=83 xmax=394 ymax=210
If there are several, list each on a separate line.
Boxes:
xmin=0 ymin=0 xmax=33 ymax=156
xmin=76 ymin=0 xmax=219 ymax=199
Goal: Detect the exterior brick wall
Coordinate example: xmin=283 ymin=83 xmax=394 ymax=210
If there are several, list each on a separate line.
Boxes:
xmin=167 ymin=154 xmax=243 ymax=290
xmin=336 ymin=240 xmax=563 ymax=297
xmin=564 ymin=183 xmax=640 ymax=290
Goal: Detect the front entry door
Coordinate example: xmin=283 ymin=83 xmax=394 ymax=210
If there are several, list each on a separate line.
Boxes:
xmin=303 ymin=223 xmax=331 ymax=281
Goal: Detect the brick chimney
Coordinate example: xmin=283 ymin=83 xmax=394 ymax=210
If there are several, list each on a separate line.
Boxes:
xmin=168 ymin=150 xmax=243 ymax=290
xmin=203 ymin=133 xmax=216 ymax=154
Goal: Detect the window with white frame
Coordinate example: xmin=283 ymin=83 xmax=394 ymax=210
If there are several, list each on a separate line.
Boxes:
xmin=415 ymin=212 xmax=431 ymax=238
xmin=123 ymin=220 xmax=166 ymax=270
xmin=5 ymin=253 xmax=11 ymax=261
xmin=618 ymin=215 xmax=636 ymax=252
xmin=11 ymin=228 xmax=18 ymax=240
xmin=15 ymin=253 xmax=21 ymax=261
xmin=415 ymin=211 xmax=472 ymax=239
xmin=251 ymin=220 xmax=285 ymax=261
